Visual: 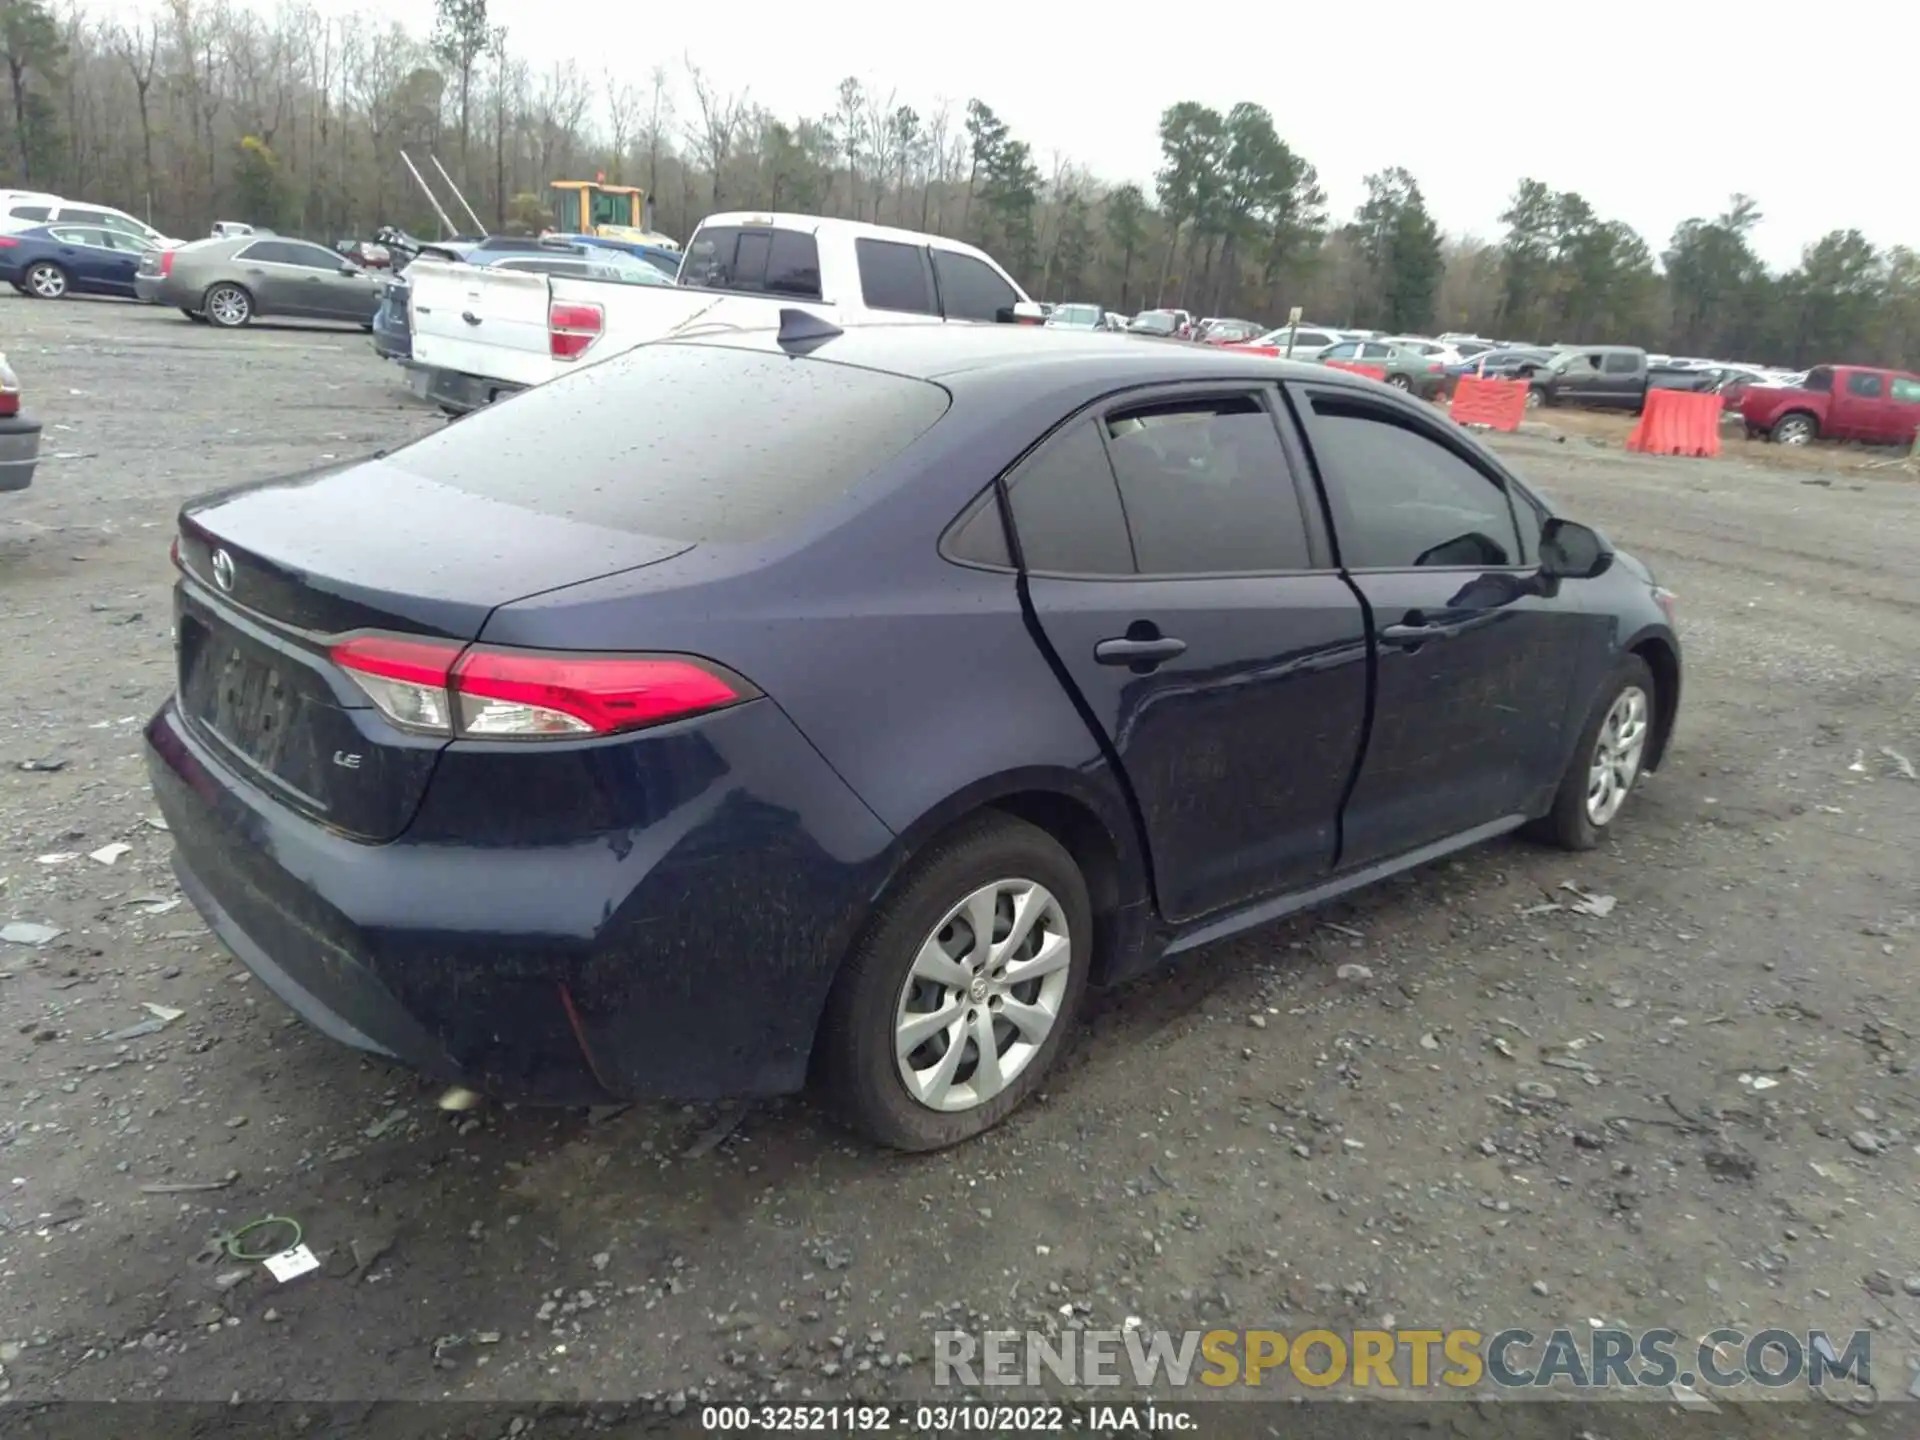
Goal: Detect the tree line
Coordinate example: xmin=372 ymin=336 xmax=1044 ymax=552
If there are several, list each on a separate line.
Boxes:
xmin=2 ymin=0 xmax=1916 ymax=369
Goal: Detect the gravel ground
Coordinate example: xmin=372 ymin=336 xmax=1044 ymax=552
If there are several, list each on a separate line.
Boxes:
xmin=1 ymin=297 xmax=1917 ymax=1432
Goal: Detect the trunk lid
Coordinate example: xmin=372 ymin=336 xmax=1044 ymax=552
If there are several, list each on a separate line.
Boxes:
xmin=174 ymin=457 xmax=691 ymax=841
xmin=406 ymin=260 xmax=556 ymax=385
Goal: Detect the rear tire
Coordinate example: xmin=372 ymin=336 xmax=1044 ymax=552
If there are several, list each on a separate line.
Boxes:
xmin=203 ymin=283 xmax=252 ymax=328
xmin=815 ymin=812 xmax=1091 ymax=1151
xmin=1386 ymin=373 xmax=1411 ymax=391
xmin=1528 ymin=655 xmax=1657 ymax=851
xmin=1770 ymin=412 xmax=1816 ymax=446
xmin=24 ymin=262 xmax=69 ymax=300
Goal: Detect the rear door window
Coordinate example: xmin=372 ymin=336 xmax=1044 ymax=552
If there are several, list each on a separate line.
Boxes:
xmin=856 ymin=238 xmax=936 ymax=314
xmin=679 ymin=225 xmax=824 ymax=300
xmin=1103 ymin=395 xmax=1313 ymax=574
xmin=388 ymin=343 xmax=949 ymax=543
xmin=931 ymin=250 xmax=1019 ymax=322
xmin=1846 ymin=371 xmax=1884 ymax=398
xmin=1602 ymin=351 xmax=1639 ymax=374
xmin=1003 ymin=420 xmax=1136 ymax=575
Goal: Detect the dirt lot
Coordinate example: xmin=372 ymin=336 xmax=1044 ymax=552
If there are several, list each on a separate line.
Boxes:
xmin=1 ymin=297 xmax=1917 ymax=1429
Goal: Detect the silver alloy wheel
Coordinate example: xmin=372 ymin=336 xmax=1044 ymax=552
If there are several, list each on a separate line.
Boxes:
xmin=1774 ymin=415 xmax=1813 ymax=446
xmin=207 ymin=286 xmax=250 ymax=326
xmin=1586 ymin=685 xmax=1649 ymax=827
xmin=26 ymin=263 xmax=66 ymax=299
xmin=1386 ymin=373 xmax=1411 ymax=390
xmin=1524 ymin=387 xmax=1542 ymax=408
xmin=893 ymin=878 xmax=1072 ymax=1113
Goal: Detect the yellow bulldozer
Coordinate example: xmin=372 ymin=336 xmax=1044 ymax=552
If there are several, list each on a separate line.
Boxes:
xmin=545 ymin=178 xmax=679 ymax=251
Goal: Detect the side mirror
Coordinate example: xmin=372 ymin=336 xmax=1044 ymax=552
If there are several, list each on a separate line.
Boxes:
xmin=996 ymin=301 xmax=1047 ymax=326
xmin=339 ymin=263 xmax=360 ymax=276
xmin=1539 ymin=517 xmax=1613 ymax=580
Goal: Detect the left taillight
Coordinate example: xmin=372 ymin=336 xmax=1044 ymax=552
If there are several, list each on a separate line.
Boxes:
xmin=328 ymin=635 xmax=755 ymax=740
xmin=158 ymin=249 xmax=175 ymax=278
xmin=549 ymin=300 xmax=604 ymax=361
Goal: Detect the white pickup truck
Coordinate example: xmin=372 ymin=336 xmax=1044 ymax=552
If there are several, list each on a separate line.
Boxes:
xmin=407 ymin=211 xmax=1039 ymax=413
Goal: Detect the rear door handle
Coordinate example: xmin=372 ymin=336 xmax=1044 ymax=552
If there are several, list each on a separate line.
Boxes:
xmin=1095 ymin=636 xmax=1187 ymax=666
xmin=1380 ymin=623 xmax=1450 ymax=648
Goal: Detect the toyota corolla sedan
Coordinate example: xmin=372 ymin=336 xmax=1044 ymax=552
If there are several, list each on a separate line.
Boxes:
xmin=146 ymin=324 xmax=1680 ymax=1150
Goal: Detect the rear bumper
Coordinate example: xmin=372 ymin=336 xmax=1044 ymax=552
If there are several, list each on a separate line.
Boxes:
xmin=0 ymin=414 xmax=41 ymax=492
xmin=133 ymin=276 xmax=169 ymax=305
xmin=423 ymin=367 xmax=527 ymax=415
xmin=144 ymin=695 xmax=898 ymax=1105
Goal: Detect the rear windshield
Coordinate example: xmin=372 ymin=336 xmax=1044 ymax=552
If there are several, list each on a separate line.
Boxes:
xmin=388 ymin=343 xmax=950 ymax=542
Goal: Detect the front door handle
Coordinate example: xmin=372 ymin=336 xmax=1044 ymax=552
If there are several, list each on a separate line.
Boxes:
xmin=1095 ymin=636 xmax=1187 ymax=667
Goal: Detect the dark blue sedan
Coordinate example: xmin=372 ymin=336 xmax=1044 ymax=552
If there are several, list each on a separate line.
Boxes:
xmin=0 ymin=222 xmax=155 ymax=299
xmin=145 ymin=324 xmax=1681 ymax=1150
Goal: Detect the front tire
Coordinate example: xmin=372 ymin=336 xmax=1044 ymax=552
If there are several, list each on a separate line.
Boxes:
xmin=203 ymin=283 xmax=252 ymax=328
xmin=1530 ymin=655 xmax=1656 ymax=851
xmin=816 ymin=812 xmax=1091 ymax=1151
xmin=24 ymin=262 xmax=69 ymax=299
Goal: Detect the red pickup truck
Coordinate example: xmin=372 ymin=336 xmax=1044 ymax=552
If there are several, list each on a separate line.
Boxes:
xmin=1739 ymin=364 xmax=1920 ymax=447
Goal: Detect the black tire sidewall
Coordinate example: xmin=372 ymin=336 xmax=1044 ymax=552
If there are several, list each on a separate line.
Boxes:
xmin=1548 ymin=654 xmax=1657 ymax=849
xmin=820 ymin=814 xmax=1091 ymax=1151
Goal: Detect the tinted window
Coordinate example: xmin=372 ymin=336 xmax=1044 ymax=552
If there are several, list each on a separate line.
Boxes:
xmin=945 ymin=492 xmax=1012 ymax=568
xmin=1323 ymin=342 xmax=1357 ymax=359
xmin=1103 ymin=396 xmax=1311 ymax=574
xmin=391 ymin=344 xmax=949 ymax=543
xmin=856 ymin=238 xmax=935 ymax=314
xmin=1308 ymin=399 xmax=1522 ymax=570
xmin=48 ymin=227 xmax=98 ymax=245
xmin=1004 ymin=420 xmax=1135 ymax=575
xmin=766 ymin=231 xmax=822 ymax=298
xmin=1602 ymin=351 xmax=1639 ymax=374
xmin=733 ymin=231 xmax=771 ymax=287
xmin=1360 ymin=343 xmax=1392 ymax=359
xmin=1891 ymin=378 xmax=1920 ymax=403
xmin=242 ymin=240 xmax=335 ymax=267
xmin=1846 ymin=371 xmax=1884 ymax=398
xmin=932 ymin=250 xmax=1019 ymax=322
xmin=1804 ymin=367 xmax=1834 ymax=393
xmin=8 ymin=205 xmax=49 ymax=221
xmin=1294 ymin=331 xmax=1333 ymax=348
xmin=65 ymin=208 xmax=110 ymax=225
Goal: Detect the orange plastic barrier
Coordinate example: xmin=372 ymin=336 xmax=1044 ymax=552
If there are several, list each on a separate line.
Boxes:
xmin=1627 ymin=389 xmax=1721 ymax=458
xmin=1324 ymin=360 xmax=1388 ymax=382
xmin=1449 ymin=375 xmax=1529 ymax=432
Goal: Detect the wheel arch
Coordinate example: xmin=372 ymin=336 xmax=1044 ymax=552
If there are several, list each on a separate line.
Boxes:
xmin=1625 ymin=629 xmax=1680 ymax=772
xmin=870 ymin=768 xmax=1153 ymax=989
xmin=1770 ymin=407 xmax=1818 ymax=440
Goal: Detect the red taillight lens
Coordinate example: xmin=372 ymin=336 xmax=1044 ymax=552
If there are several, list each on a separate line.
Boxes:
xmin=169 ymin=535 xmax=182 ymax=568
xmin=0 ymin=237 xmax=17 ymax=248
xmin=0 ymin=391 xmax=16 ymax=418
xmin=329 ymin=635 xmax=752 ymax=739
xmin=549 ymin=301 xmax=603 ymax=361
xmin=1653 ymin=587 xmax=1677 ymax=623
xmin=1428 ymin=362 xmax=1444 ymax=373
xmin=158 ymin=250 xmax=175 ymax=278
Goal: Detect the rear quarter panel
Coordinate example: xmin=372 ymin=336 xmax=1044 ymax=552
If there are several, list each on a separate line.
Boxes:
xmin=475 ymin=366 xmax=1152 ymax=901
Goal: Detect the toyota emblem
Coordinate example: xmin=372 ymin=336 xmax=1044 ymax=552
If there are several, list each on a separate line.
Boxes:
xmin=211 ymin=548 xmax=236 ymax=593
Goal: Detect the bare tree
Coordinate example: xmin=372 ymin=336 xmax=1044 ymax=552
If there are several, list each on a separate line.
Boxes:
xmin=862 ymin=85 xmax=897 ymax=224
xmin=683 ymin=56 xmax=745 ymax=210
xmin=111 ymin=16 xmax=160 ymax=218
xmin=603 ymin=67 xmax=638 ymax=183
xmin=641 ymin=64 xmax=671 ymax=214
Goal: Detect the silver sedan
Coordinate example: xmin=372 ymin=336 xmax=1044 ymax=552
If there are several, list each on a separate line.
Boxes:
xmin=134 ymin=235 xmax=383 ymax=329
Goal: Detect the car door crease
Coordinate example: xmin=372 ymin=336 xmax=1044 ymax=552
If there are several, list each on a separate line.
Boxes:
xmin=1011 ymin=562 xmax=1165 ymax=922
xmin=1276 ymin=379 xmax=1379 ymax=872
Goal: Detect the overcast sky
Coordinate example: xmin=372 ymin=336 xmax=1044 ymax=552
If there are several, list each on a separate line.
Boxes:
xmin=317 ymin=0 xmax=1906 ymax=271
